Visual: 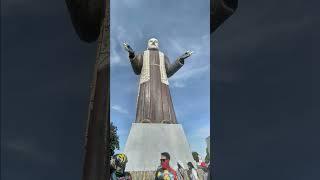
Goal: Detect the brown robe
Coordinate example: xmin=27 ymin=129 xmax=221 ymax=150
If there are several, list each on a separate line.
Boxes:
xmin=130 ymin=49 xmax=183 ymax=124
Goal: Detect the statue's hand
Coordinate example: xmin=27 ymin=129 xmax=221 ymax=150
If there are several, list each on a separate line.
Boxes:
xmin=179 ymin=50 xmax=193 ymax=61
xmin=123 ymin=42 xmax=135 ymax=55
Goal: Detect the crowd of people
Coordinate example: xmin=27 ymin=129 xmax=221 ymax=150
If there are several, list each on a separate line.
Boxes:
xmin=110 ymin=152 xmax=210 ymax=180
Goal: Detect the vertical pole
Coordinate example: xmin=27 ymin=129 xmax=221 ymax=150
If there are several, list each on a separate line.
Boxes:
xmin=82 ymin=0 xmax=110 ymax=179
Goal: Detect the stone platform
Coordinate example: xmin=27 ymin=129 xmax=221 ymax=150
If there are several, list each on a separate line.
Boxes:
xmin=124 ymin=123 xmax=195 ymax=171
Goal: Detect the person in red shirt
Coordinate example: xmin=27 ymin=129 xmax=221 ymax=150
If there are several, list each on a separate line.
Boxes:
xmin=155 ymin=152 xmax=177 ymax=180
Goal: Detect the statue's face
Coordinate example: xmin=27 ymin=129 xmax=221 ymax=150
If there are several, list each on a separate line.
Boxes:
xmin=147 ymin=38 xmax=159 ymax=49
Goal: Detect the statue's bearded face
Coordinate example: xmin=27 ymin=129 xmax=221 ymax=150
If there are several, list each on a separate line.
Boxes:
xmin=147 ymin=38 xmax=159 ymax=50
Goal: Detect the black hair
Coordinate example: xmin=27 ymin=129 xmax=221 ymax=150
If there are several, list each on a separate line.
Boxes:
xmin=161 ymin=152 xmax=170 ymax=160
xmin=187 ymin=162 xmax=194 ymax=169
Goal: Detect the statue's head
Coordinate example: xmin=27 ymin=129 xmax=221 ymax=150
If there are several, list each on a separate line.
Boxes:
xmin=147 ymin=38 xmax=159 ymax=50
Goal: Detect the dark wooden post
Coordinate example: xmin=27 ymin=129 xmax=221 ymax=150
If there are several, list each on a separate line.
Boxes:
xmin=65 ymin=0 xmax=109 ymax=180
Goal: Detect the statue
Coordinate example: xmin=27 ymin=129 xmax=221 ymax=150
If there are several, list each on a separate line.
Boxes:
xmin=64 ymin=0 xmax=238 ymax=179
xmin=123 ymin=38 xmax=193 ymax=124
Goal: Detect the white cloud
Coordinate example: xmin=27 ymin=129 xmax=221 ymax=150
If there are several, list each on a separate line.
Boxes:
xmin=110 ymin=25 xmax=136 ymax=66
xmin=186 ymin=124 xmax=210 ymax=158
xmin=172 ymin=81 xmax=186 ymax=88
xmin=115 ymin=26 xmax=128 ymax=42
xmin=170 ymin=65 xmax=209 ymax=88
xmin=169 ymin=39 xmax=185 ymax=54
xmin=168 ymin=37 xmax=209 ymax=57
xmin=195 ymin=126 xmax=210 ymax=139
xmin=110 ymin=38 xmax=122 ymax=65
xmin=171 ymin=65 xmax=209 ymax=81
xmin=111 ymin=105 xmax=129 ymax=114
xmin=165 ymin=36 xmax=210 ymax=88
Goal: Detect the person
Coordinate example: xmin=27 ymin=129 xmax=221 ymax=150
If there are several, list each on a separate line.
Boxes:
xmin=187 ymin=162 xmax=199 ymax=180
xmin=110 ymin=153 xmax=132 ymax=180
xmin=199 ymin=162 xmax=209 ymax=180
xmin=197 ymin=156 xmax=207 ymax=168
xmin=176 ymin=161 xmax=189 ymax=180
xmin=194 ymin=156 xmax=208 ymax=180
xmin=155 ymin=152 xmax=178 ymax=180
xmin=196 ymin=166 xmax=205 ymax=180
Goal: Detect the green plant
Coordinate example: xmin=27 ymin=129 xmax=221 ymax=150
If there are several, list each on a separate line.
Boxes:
xmin=110 ymin=122 xmax=120 ymax=158
xmin=205 ymin=147 xmax=210 ymax=163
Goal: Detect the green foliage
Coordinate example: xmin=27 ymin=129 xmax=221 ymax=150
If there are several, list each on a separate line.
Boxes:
xmin=192 ymin=151 xmax=199 ymax=162
xmin=205 ymin=147 xmax=210 ymax=163
xmin=110 ymin=122 xmax=120 ymax=158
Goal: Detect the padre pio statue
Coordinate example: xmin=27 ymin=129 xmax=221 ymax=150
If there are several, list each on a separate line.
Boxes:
xmin=65 ymin=0 xmax=238 ymax=180
xmin=123 ymin=38 xmax=193 ymax=124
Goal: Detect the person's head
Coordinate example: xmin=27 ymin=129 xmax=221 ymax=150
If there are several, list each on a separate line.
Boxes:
xmin=187 ymin=162 xmax=195 ymax=169
xmin=147 ymin=38 xmax=159 ymax=50
xmin=160 ymin=152 xmax=171 ymax=169
xmin=111 ymin=153 xmax=128 ymax=176
xmin=192 ymin=152 xmax=200 ymax=162
xmin=161 ymin=152 xmax=170 ymax=161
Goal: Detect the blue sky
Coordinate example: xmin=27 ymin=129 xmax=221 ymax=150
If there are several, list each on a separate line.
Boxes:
xmin=110 ymin=0 xmax=210 ymax=158
xmin=3 ymin=0 xmax=319 ymax=179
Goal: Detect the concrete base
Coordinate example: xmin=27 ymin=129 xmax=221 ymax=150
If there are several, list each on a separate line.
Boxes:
xmin=124 ymin=123 xmax=195 ymax=171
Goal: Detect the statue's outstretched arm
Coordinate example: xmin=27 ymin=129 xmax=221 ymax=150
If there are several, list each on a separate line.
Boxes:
xmin=166 ymin=51 xmax=193 ymax=78
xmin=129 ymin=54 xmax=143 ymax=75
xmin=123 ymin=43 xmax=142 ymax=75
xmin=65 ymin=0 xmax=105 ymax=42
xmin=165 ymin=56 xmax=184 ymax=78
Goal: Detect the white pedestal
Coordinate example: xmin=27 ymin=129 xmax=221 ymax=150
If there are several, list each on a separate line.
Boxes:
xmin=124 ymin=123 xmax=195 ymax=171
